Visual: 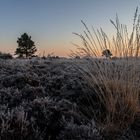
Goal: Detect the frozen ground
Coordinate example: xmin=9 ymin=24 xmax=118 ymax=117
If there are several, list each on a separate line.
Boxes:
xmin=0 ymin=58 xmax=139 ymax=140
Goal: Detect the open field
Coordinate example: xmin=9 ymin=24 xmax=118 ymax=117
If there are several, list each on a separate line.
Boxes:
xmin=0 ymin=58 xmax=140 ymax=140
xmin=1 ymin=1 xmax=140 ymax=140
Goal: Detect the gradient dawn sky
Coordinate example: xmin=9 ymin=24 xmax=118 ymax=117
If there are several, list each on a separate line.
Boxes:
xmin=0 ymin=0 xmax=140 ymax=57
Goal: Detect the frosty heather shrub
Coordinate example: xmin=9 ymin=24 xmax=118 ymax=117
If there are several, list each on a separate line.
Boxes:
xmin=0 ymin=58 xmax=103 ymax=139
xmin=57 ymin=120 xmax=102 ymax=140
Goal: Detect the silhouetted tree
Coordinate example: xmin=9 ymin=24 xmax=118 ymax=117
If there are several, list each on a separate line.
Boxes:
xmin=102 ymin=49 xmax=112 ymax=59
xmin=75 ymin=56 xmax=80 ymax=59
xmin=15 ymin=33 xmax=37 ymax=58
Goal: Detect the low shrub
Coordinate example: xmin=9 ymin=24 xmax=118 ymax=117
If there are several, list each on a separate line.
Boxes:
xmin=0 ymin=52 xmax=13 ymax=59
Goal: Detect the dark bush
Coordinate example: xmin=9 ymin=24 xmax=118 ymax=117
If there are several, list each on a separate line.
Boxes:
xmin=0 ymin=52 xmax=13 ymax=59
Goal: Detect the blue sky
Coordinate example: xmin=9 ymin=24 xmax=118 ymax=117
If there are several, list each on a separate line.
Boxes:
xmin=0 ymin=0 xmax=140 ymax=56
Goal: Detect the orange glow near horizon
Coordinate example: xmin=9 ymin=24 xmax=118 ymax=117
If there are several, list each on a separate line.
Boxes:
xmin=0 ymin=24 xmax=134 ymax=58
xmin=0 ymin=41 xmax=75 ymax=57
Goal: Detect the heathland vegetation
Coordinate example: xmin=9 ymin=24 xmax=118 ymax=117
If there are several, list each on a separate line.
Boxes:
xmin=0 ymin=7 xmax=140 ymax=140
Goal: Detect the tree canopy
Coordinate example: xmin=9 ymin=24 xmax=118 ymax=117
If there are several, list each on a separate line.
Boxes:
xmin=102 ymin=49 xmax=112 ymax=58
xmin=15 ymin=33 xmax=37 ymax=58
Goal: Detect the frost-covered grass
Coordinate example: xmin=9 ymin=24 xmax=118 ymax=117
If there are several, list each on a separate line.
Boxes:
xmin=1 ymin=7 xmax=140 ymax=139
xmin=0 ymin=58 xmax=102 ymax=140
xmin=0 ymin=58 xmax=140 ymax=140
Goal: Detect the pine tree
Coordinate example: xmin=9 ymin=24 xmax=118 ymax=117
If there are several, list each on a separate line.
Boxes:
xmin=15 ymin=33 xmax=37 ymax=58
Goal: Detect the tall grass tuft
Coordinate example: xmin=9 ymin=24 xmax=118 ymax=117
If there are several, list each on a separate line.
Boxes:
xmin=73 ymin=7 xmax=140 ymax=138
xmin=72 ymin=7 xmax=140 ymax=58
